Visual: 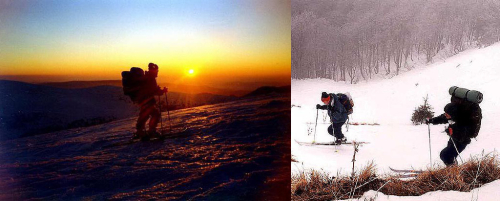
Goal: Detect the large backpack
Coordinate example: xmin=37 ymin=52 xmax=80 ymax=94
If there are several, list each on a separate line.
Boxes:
xmin=459 ymin=100 xmax=482 ymax=139
xmin=470 ymin=104 xmax=482 ymax=138
xmin=121 ymin=67 xmax=144 ymax=102
xmin=337 ymin=93 xmax=354 ymax=115
xmin=449 ymin=87 xmax=483 ymax=138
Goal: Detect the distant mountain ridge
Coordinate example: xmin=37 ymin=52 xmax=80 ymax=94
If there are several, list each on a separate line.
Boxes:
xmin=243 ymin=85 xmax=291 ymax=98
xmin=0 ymin=80 xmax=289 ymax=140
xmin=40 ymin=80 xmax=251 ymax=96
xmin=0 ymin=80 xmax=239 ymax=140
xmin=41 ymin=80 xmax=122 ymax=89
xmin=0 ymin=80 xmax=137 ymax=140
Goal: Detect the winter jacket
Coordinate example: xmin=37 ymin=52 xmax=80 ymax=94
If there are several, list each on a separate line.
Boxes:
xmin=136 ymin=72 xmax=162 ymax=105
xmin=318 ymin=93 xmax=348 ymax=124
xmin=430 ymin=99 xmax=482 ymax=143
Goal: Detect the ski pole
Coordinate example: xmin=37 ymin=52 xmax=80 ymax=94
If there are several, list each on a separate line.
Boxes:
xmin=313 ymin=108 xmax=318 ymax=143
xmin=164 ymin=88 xmax=172 ymax=133
xmin=346 ymin=116 xmax=350 ymax=132
xmin=450 ymin=137 xmax=464 ymax=164
xmin=427 ymin=123 xmax=432 ymax=165
xmin=158 ymin=95 xmax=163 ymax=132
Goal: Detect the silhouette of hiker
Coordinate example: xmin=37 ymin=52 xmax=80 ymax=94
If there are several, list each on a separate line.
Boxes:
xmin=122 ymin=63 xmax=166 ymax=140
xmin=136 ymin=63 xmax=168 ymax=140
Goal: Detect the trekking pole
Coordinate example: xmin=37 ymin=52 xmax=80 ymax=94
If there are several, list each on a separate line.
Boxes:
xmin=346 ymin=116 xmax=350 ymax=132
xmin=164 ymin=88 xmax=172 ymax=133
xmin=158 ymin=95 xmax=163 ymax=132
xmin=450 ymin=137 xmax=464 ymax=164
xmin=427 ymin=123 xmax=432 ymax=165
xmin=313 ymin=108 xmax=319 ymax=143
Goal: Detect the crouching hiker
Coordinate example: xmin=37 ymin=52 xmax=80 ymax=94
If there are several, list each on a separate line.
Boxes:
xmin=316 ymin=92 xmax=353 ymax=144
xmin=427 ymin=86 xmax=482 ymax=166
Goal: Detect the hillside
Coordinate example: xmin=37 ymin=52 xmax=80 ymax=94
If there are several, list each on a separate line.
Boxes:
xmin=0 ymin=81 xmax=238 ymax=140
xmin=40 ymin=80 xmax=251 ymax=96
xmin=0 ymin=94 xmax=290 ymax=200
xmin=243 ymin=85 xmax=291 ymax=98
xmin=292 ymin=0 xmax=500 ymax=81
xmin=0 ymin=80 xmax=136 ymax=140
xmin=291 ymin=42 xmax=500 ymax=199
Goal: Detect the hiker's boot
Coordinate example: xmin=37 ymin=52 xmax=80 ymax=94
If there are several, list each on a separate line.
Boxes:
xmin=140 ymin=135 xmax=151 ymax=141
xmin=335 ymin=137 xmax=347 ymax=144
xmin=446 ymin=159 xmax=458 ymax=167
xmin=148 ymin=129 xmax=161 ymax=139
xmin=133 ymin=129 xmax=147 ymax=140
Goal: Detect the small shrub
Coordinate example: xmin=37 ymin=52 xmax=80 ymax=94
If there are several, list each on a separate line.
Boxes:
xmin=411 ymin=95 xmax=434 ymax=125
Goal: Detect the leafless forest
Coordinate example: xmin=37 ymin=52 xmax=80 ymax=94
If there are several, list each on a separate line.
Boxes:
xmin=292 ymin=0 xmax=500 ymax=82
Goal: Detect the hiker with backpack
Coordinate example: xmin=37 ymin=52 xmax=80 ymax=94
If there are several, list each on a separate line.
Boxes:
xmin=426 ymin=86 xmax=482 ymax=166
xmin=316 ymin=92 xmax=353 ymax=144
xmin=122 ymin=63 xmax=167 ymax=140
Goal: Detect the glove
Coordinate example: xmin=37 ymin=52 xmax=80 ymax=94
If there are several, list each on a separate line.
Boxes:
xmin=445 ymin=127 xmax=453 ymax=136
xmin=425 ymin=118 xmax=433 ymax=125
xmin=316 ymin=104 xmax=321 ymax=109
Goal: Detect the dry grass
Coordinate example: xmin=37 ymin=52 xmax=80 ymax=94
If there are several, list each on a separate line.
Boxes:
xmin=292 ymin=162 xmax=383 ymax=200
xmin=291 ymin=153 xmax=500 ymax=200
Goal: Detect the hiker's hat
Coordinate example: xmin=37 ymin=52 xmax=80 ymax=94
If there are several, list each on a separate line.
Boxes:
xmin=148 ymin=63 xmax=158 ymax=70
xmin=444 ymin=103 xmax=458 ymax=117
xmin=321 ymin=92 xmax=330 ymax=104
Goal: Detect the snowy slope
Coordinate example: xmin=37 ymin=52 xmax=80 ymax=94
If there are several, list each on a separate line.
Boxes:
xmin=291 ymin=42 xmax=500 ymax=179
xmin=350 ymin=179 xmax=500 ymax=201
xmin=0 ymin=95 xmax=290 ymax=200
xmin=0 ymin=81 xmax=137 ymax=140
xmin=0 ymin=80 xmax=239 ymax=140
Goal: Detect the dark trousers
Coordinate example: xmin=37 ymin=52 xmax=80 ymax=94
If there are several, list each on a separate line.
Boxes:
xmin=136 ymin=100 xmax=160 ymax=132
xmin=440 ymin=138 xmax=469 ymax=166
xmin=328 ymin=123 xmax=345 ymax=139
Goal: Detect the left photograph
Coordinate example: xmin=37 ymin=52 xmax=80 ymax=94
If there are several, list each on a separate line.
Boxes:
xmin=0 ymin=1 xmax=291 ymax=200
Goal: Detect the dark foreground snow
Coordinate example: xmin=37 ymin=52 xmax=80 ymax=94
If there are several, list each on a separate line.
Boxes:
xmin=0 ymin=95 xmax=290 ymax=200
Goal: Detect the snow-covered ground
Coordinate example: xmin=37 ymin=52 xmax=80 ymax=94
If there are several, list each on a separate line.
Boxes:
xmin=292 ymin=42 xmax=500 ymax=199
xmin=352 ymin=180 xmax=500 ymax=201
xmin=0 ymin=95 xmax=290 ymax=200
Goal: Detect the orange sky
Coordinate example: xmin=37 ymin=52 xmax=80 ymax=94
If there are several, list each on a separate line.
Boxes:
xmin=0 ymin=1 xmax=290 ymax=89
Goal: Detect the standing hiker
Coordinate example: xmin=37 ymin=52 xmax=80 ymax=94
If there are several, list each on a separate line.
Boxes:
xmin=426 ymin=87 xmax=482 ymax=166
xmin=316 ymin=92 xmax=351 ymax=144
xmin=122 ymin=63 xmax=167 ymax=140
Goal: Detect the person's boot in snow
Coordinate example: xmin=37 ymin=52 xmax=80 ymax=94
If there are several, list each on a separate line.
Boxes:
xmin=148 ymin=129 xmax=161 ymax=139
xmin=133 ymin=129 xmax=147 ymax=140
xmin=446 ymin=159 xmax=458 ymax=167
xmin=335 ymin=137 xmax=347 ymax=144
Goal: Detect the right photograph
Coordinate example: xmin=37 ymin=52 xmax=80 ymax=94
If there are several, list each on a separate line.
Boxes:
xmin=291 ymin=0 xmax=500 ymax=200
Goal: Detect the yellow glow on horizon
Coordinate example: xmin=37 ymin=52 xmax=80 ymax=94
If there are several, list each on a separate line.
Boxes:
xmin=0 ymin=0 xmax=291 ymax=87
xmin=1 ymin=21 xmax=290 ymax=78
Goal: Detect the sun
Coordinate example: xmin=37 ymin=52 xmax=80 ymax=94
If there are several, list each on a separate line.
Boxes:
xmin=186 ymin=69 xmax=196 ymax=77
